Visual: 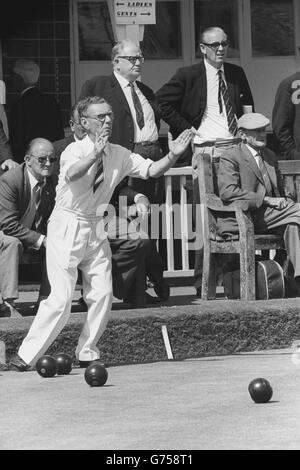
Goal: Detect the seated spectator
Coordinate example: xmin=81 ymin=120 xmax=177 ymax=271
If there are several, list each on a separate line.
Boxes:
xmin=217 ymin=113 xmax=300 ymax=291
xmin=53 ymin=104 xmax=170 ymax=306
xmin=108 ymin=184 xmax=170 ymax=306
xmin=8 ymin=59 xmax=64 ymax=163
xmin=0 ymin=138 xmax=57 ymax=317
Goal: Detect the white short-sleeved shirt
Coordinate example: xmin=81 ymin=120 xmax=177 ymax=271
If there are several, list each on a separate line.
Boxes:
xmin=54 ymin=135 xmax=153 ymax=217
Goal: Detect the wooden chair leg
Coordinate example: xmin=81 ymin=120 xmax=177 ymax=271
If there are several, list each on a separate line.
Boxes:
xmin=202 ymin=252 xmax=217 ymax=300
xmin=240 ymin=249 xmax=255 ymax=301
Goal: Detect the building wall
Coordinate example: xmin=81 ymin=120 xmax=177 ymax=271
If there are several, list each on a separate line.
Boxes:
xmin=1 ymin=0 xmax=71 ymax=128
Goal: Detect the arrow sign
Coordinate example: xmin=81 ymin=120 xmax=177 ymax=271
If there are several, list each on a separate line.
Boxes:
xmin=114 ymin=0 xmax=156 ymax=25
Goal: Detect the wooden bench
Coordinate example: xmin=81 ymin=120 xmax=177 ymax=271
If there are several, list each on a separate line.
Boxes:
xmin=196 ymin=155 xmax=300 ymax=301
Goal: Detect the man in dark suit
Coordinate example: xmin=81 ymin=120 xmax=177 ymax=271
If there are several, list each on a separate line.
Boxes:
xmin=8 ymin=59 xmax=65 ymax=163
xmin=0 ymin=138 xmax=56 ymax=317
xmin=217 ymin=113 xmax=300 ymax=288
xmin=78 ymin=38 xmax=163 ymax=203
xmin=156 ymin=26 xmax=254 ymax=295
xmin=53 ymin=105 xmax=169 ymax=305
xmin=79 ymin=39 xmax=169 ymax=298
xmin=272 ymin=72 xmax=300 ymax=160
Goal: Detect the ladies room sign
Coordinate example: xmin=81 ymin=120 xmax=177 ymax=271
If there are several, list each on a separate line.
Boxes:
xmin=114 ymin=0 xmax=156 ymax=24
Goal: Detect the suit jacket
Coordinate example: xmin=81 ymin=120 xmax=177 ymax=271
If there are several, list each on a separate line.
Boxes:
xmin=217 ymin=143 xmax=286 ymax=235
xmin=156 ymin=60 xmax=254 ymax=165
xmin=79 ymin=74 xmax=162 ymax=151
xmin=272 ymin=72 xmax=300 ymax=160
xmin=8 ymin=87 xmax=65 ymax=163
xmin=0 ymin=118 xmax=13 ymax=164
xmin=0 ymin=163 xmax=56 ymax=247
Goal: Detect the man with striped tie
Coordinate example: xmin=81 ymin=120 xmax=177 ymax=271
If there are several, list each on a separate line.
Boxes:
xmin=10 ymin=96 xmax=193 ymax=371
xmin=156 ymin=26 xmax=254 ymax=296
xmin=0 ymin=138 xmax=56 ymax=317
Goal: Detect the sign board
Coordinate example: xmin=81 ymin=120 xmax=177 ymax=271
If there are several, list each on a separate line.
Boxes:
xmin=114 ymin=1 xmax=156 ymax=25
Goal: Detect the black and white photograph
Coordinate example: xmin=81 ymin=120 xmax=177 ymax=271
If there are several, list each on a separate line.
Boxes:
xmin=0 ymin=0 xmax=300 ymax=452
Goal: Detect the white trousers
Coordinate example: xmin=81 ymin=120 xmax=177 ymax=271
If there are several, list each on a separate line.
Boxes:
xmin=19 ymin=209 xmax=113 ymax=365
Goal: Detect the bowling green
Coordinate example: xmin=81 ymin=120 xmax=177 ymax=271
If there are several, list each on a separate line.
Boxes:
xmin=1 ymin=348 xmax=300 ymax=450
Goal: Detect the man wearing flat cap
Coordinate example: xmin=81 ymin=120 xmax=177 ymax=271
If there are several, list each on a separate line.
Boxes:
xmin=217 ymin=112 xmax=300 ymax=288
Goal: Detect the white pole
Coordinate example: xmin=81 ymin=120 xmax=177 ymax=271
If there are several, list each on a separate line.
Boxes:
xmin=161 ymin=325 xmax=174 ymax=360
xmin=0 ymin=341 xmax=6 ymax=364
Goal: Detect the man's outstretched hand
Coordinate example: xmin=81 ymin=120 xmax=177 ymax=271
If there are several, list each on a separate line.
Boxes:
xmin=168 ymin=129 xmax=193 ymax=158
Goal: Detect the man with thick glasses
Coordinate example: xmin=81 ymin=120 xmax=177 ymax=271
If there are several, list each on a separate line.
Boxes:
xmin=53 ymin=105 xmax=169 ymax=306
xmin=156 ymin=26 xmax=254 ymax=297
xmin=9 ymin=96 xmax=192 ymax=371
xmin=0 ymin=138 xmax=56 ymax=318
xmin=79 ymin=40 xmax=161 ymax=198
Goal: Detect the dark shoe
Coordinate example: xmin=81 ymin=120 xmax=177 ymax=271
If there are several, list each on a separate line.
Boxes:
xmin=9 ymin=354 xmax=31 ymax=372
xmin=153 ymin=281 xmax=170 ymax=301
xmin=78 ymin=359 xmax=105 ymax=368
xmin=78 ymin=297 xmax=88 ymax=312
xmin=0 ymin=302 xmax=11 ymax=318
xmin=145 ymin=292 xmax=161 ymax=304
xmin=3 ymin=300 xmax=22 ymax=318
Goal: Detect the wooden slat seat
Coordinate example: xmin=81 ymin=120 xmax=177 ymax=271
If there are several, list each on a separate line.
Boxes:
xmin=196 ymin=153 xmax=286 ymax=301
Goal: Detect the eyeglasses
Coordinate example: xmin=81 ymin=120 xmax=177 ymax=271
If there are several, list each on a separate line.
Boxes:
xmin=201 ymin=40 xmax=230 ymax=50
xmin=83 ymin=112 xmax=114 ymax=123
xmin=30 ymin=155 xmax=58 ymax=164
xmin=117 ymin=56 xmax=145 ymax=65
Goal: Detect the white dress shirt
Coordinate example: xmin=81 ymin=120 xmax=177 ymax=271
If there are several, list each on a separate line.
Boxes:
xmin=195 ymin=59 xmax=234 ymax=143
xmin=20 ymin=168 xmax=45 ymax=249
xmin=55 ymin=135 xmax=153 ymax=217
xmin=114 ymin=71 xmax=158 ymax=143
xmin=245 ymin=144 xmax=261 ymax=168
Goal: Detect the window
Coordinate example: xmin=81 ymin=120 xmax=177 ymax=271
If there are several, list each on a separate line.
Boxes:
xmin=78 ymin=2 xmax=114 ymax=60
xmin=251 ymin=0 xmax=294 ymax=56
xmin=194 ymin=0 xmax=239 ymax=59
xmin=77 ymin=1 xmax=182 ymax=60
xmin=143 ymin=2 xmax=182 ymax=59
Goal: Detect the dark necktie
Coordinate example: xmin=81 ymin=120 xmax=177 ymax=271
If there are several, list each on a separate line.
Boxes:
xmin=129 ymin=82 xmax=145 ymax=130
xmin=93 ymin=157 xmax=104 ymax=192
xmin=217 ymin=69 xmax=238 ymax=136
xmin=33 ymin=181 xmax=45 ymax=232
xmin=257 ymin=152 xmax=273 ymax=196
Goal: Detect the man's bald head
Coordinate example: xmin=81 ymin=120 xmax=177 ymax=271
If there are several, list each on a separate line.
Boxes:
xmin=26 ymin=138 xmax=54 ymax=156
xmin=25 ymin=138 xmax=57 ymax=181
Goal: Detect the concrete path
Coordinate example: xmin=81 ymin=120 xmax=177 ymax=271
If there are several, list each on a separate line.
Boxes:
xmin=1 ymin=348 xmax=300 ymax=450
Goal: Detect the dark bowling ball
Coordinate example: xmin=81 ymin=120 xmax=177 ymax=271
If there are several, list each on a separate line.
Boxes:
xmin=84 ymin=363 xmax=108 ymax=387
xmin=36 ymin=355 xmax=57 ymax=378
xmin=248 ymin=378 xmax=273 ymax=403
xmin=55 ymin=353 xmax=73 ymax=375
